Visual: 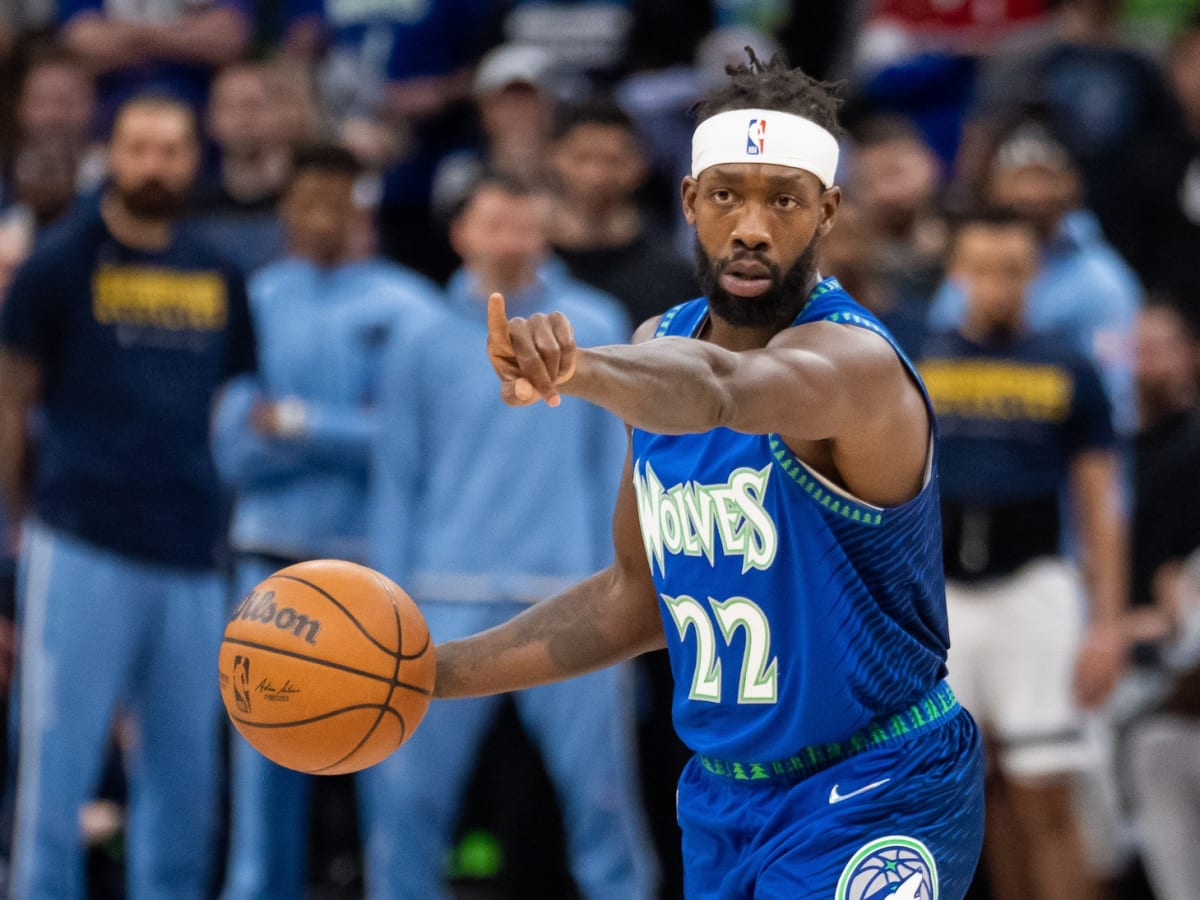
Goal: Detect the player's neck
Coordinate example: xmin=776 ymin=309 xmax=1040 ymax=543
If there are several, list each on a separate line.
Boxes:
xmin=100 ymin=193 xmax=174 ymax=251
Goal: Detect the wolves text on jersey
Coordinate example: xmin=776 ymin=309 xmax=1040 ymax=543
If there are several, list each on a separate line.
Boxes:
xmin=633 ymin=460 xmax=778 ymax=577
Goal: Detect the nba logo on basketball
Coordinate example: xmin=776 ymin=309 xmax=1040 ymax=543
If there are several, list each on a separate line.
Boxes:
xmin=746 ymin=118 xmax=766 ymax=155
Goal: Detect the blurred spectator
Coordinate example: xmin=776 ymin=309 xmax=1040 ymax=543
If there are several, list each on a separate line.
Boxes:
xmin=60 ymin=0 xmax=252 ymax=128
xmin=3 ymin=47 xmax=103 ymax=230
xmin=1131 ymin=299 xmax=1200 ymax=617
xmin=845 ymin=0 xmax=1055 ymax=173
xmin=1127 ymin=550 xmax=1200 ymax=900
xmin=0 ymin=93 xmax=256 ymax=900
xmin=213 ymin=143 xmax=440 ymax=900
xmin=854 ymin=0 xmax=1049 ymax=70
xmin=187 ymin=61 xmax=298 ymax=275
xmin=363 ymin=171 xmax=656 ymax=900
xmin=14 ymin=45 xmax=101 ymax=168
xmin=817 ymin=199 xmax=928 ymax=358
xmin=928 ymin=118 xmax=1141 ymax=435
xmin=1124 ymin=299 xmax=1200 ymax=900
xmin=281 ymin=0 xmax=497 ymax=280
xmin=847 ymin=113 xmax=949 ymax=301
xmin=546 ymin=97 xmax=696 ymax=329
xmin=920 ymin=207 xmax=1126 ymax=900
xmin=963 ymin=0 xmax=1179 ymax=237
xmin=430 ymin=42 xmax=559 ymax=227
xmin=501 ymin=0 xmax=632 ymax=85
xmin=1108 ymin=11 xmax=1200 ymax=323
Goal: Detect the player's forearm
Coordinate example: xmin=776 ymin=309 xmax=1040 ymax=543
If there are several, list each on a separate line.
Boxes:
xmin=563 ymin=338 xmax=736 ymax=434
xmin=433 ymin=567 xmax=665 ymax=699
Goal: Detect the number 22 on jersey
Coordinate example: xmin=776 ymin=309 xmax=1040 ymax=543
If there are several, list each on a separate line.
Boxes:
xmin=663 ymin=594 xmax=778 ymax=704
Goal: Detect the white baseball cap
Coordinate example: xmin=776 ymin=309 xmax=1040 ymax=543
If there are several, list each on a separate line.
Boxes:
xmin=473 ymin=43 xmax=556 ymax=98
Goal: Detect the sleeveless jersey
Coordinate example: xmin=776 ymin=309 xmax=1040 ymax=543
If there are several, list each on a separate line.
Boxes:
xmin=631 ymin=277 xmax=949 ymax=761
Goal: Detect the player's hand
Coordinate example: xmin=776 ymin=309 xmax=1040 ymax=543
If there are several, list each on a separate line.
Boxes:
xmin=485 ymin=292 xmax=576 ymax=407
xmin=1073 ymin=621 xmax=1126 ymax=709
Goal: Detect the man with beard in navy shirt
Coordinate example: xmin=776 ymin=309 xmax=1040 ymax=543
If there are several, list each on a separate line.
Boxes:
xmin=0 ymin=93 xmax=256 ymax=900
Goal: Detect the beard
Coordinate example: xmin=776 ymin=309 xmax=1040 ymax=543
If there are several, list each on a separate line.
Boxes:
xmin=117 ymin=178 xmax=189 ymax=220
xmin=694 ymin=233 xmax=820 ymax=329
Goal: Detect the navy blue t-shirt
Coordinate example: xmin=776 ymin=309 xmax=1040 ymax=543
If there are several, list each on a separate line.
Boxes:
xmin=919 ymin=329 xmax=1114 ymax=504
xmin=918 ymin=329 xmax=1114 ymax=578
xmin=0 ymin=207 xmax=256 ymax=568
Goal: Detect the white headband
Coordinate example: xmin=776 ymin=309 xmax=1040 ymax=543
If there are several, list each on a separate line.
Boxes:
xmin=691 ymin=108 xmax=839 ymax=188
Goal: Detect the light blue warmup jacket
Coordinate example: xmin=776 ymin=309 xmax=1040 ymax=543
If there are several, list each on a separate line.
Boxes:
xmin=213 ymin=256 xmax=442 ymax=562
xmin=370 ymin=266 xmax=631 ymax=604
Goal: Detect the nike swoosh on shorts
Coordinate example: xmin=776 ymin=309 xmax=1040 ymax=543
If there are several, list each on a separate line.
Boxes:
xmin=827 ymin=777 xmax=891 ymax=804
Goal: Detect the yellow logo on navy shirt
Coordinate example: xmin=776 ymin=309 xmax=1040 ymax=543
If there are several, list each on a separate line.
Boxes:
xmin=919 ymin=360 xmax=1072 ymax=422
xmin=92 ymin=265 xmax=228 ymax=332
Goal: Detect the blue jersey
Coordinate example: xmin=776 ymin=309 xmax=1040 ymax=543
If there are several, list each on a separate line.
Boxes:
xmin=632 ymin=277 xmax=949 ymax=762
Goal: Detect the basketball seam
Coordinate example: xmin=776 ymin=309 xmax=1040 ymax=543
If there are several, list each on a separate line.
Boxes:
xmin=222 ymin=636 xmax=432 ymax=696
xmin=269 ymin=574 xmax=398 ymax=656
xmin=311 ymin=573 xmax=407 ymax=773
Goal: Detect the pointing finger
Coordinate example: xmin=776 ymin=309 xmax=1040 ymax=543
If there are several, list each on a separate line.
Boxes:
xmin=486 ymin=293 xmax=511 ymax=350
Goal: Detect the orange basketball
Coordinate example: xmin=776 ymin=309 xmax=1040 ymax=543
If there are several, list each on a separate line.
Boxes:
xmin=218 ymin=559 xmax=435 ymax=775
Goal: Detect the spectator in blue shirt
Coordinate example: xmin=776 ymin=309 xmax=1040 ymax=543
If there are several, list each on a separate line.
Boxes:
xmin=363 ymin=170 xmax=657 ymax=900
xmin=214 ymin=142 xmax=441 ymax=900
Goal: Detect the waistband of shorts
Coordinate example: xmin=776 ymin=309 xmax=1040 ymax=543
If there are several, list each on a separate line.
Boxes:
xmin=696 ymin=681 xmax=960 ymax=784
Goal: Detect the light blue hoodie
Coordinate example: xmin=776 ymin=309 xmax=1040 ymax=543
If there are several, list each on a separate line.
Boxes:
xmin=369 ymin=266 xmax=630 ymax=604
xmin=213 ymin=256 xmax=442 ymax=561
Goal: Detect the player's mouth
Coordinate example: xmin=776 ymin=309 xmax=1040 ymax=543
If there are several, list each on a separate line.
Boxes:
xmin=720 ymin=260 xmax=774 ymax=298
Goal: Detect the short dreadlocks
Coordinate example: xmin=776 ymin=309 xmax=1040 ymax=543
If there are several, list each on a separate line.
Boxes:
xmin=692 ymin=48 xmax=844 ymax=138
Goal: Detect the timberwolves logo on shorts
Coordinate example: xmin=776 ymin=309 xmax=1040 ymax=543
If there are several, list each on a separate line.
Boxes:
xmin=836 ymin=835 xmax=938 ymax=900
xmin=746 ymin=118 xmax=766 ymax=155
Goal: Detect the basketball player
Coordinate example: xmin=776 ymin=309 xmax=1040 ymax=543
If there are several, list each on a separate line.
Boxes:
xmin=426 ymin=53 xmax=986 ymax=898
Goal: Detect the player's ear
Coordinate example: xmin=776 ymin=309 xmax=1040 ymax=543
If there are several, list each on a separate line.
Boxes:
xmin=681 ymin=176 xmax=698 ymax=225
xmin=816 ymin=185 xmax=841 ymax=239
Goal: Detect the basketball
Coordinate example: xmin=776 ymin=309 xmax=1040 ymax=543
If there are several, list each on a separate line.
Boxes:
xmin=218 ymin=559 xmax=435 ymax=775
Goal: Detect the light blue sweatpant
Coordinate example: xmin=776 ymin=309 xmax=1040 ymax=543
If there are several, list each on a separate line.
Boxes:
xmin=355 ymin=600 xmax=659 ymax=900
xmin=9 ymin=521 xmax=225 ymax=900
xmin=221 ymin=555 xmax=379 ymax=900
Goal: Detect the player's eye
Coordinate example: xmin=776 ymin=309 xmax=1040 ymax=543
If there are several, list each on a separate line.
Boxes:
xmin=775 ymin=195 xmax=800 ymax=209
xmin=710 ymin=189 xmax=735 ymax=205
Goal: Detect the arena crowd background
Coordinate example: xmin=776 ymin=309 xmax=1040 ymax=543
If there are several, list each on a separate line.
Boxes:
xmin=0 ymin=0 xmax=1199 ymax=898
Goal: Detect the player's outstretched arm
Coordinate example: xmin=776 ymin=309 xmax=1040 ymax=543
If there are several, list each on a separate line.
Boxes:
xmin=486 ymin=292 xmax=917 ymax=443
xmin=486 ymin=292 xmax=929 ymax=505
xmin=433 ymin=448 xmax=665 ymax=699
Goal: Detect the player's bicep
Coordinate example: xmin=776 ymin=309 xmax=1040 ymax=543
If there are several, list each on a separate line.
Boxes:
xmin=723 ymin=324 xmax=897 ymax=441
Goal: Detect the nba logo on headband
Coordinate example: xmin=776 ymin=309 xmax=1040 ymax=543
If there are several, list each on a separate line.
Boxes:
xmin=692 ymin=108 xmax=840 ymax=187
xmin=746 ymin=118 xmax=766 ymax=156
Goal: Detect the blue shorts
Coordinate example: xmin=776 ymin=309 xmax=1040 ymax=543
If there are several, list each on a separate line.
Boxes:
xmin=677 ymin=685 xmax=985 ymax=899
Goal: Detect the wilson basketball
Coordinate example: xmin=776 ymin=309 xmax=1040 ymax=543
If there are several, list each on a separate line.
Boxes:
xmin=218 ymin=559 xmax=435 ymax=775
